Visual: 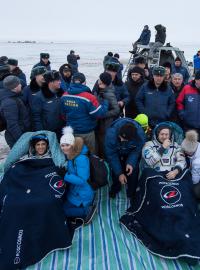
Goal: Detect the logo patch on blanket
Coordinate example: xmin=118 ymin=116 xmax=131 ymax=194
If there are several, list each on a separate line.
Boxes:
xmin=48 ymin=174 xmax=65 ymax=198
xmin=160 ymin=184 xmax=183 ymax=208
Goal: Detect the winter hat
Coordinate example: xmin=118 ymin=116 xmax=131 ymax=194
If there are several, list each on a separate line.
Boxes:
xmin=195 ymin=70 xmax=200 ymax=80
xmin=152 ymin=66 xmax=166 ymax=76
xmin=43 ymin=70 xmax=60 ymax=83
xmin=175 ymin=57 xmax=181 ymax=62
xmin=30 ymin=134 xmax=49 ymax=148
xmin=70 ymin=50 xmax=75 ymax=54
xmin=99 ymin=72 xmax=112 ymax=86
xmin=119 ymin=123 xmax=136 ymax=141
xmin=3 ymin=75 xmax=20 ymax=90
xmin=40 ymin=53 xmax=50 ymax=59
xmin=108 ymin=52 xmax=113 ymax=57
xmin=30 ymin=66 xmax=47 ymax=79
xmin=134 ymin=114 xmax=148 ymax=128
xmin=181 ymin=130 xmax=198 ymax=154
xmin=105 ymin=61 xmax=120 ymax=72
xmin=0 ymin=56 xmax=8 ymax=64
xmin=72 ymin=72 xmax=86 ymax=84
xmin=7 ymin=58 xmax=18 ymax=66
xmin=60 ymin=126 xmax=75 ymax=145
xmin=134 ymin=56 xmax=146 ymax=65
xmin=129 ymin=66 xmax=145 ymax=76
xmin=63 ymin=64 xmax=72 ymax=72
xmin=0 ymin=64 xmax=10 ymax=79
xmin=162 ymin=62 xmax=171 ymax=70
xmin=114 ymin=53 xmax=120 ymax=59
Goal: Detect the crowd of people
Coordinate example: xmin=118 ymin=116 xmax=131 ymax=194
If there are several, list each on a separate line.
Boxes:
xmin=1 ymin=43 xmax=200 ymax=267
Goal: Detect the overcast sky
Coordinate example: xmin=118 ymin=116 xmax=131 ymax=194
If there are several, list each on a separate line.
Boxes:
xmin=0 ymin=0 xmax=197 ymax=43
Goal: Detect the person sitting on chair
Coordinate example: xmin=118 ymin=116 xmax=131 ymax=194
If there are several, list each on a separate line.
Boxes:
xmin=130 ymin=25 xmax=151 ymax=54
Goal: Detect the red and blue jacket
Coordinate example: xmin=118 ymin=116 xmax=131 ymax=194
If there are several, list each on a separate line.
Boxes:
xmin=176 ymin=81 xmax=200 ymax=128
xmin=61 ymin=83 xmax=108 ymax=134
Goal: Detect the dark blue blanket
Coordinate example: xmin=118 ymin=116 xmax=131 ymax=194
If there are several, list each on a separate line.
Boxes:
xmin=120 ymin=168 xmax=200 ymax=260
xmin=0 ymin=158 xmax=73 ymax=270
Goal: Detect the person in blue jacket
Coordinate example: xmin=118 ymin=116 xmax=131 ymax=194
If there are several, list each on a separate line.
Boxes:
xmin=60 ymin=126 xmax=96 ymax=223
xmin=171 ymin=57 xmax=190 ymax=84
xmin=61 ymin=72 xmax=108 ymax=153
xmin=7 ymin=58 xmax=27 ymax=88
xmin=193 ymin=50 xmax=200 ymax=74
xmin=130 ymin=25 xmax=151 ymax=54
xmin=0 ymin=75 xmax=31 ymax=148
xmin=104 ymin=118 xmax=146 ymax=202
xmin=33 ymin=53 xmax=51 ymax=71
xmin=59 ymin=64 xmax=72 ymax=91
xmin=23 ymin=66 xmax=46 ymax=109
xmin=31 ymin=70 xmax=64 ymax=138
xmin=136 ymin=66 xmax=175 ymax=128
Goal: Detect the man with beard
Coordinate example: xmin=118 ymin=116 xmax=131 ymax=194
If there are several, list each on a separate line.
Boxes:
xmin=125 ymin=66 xmax=145 ymax=118
xmin=176 ymin=71 xmax=200 ymax=137
xmin=59 ymin=64 xmax=72 ymax=91
xmin=135 ymin=66 xmax=175 ymax=128
xmin=31 ymin=70 xmax=64 ymax=138
xmin=7 ymin=58 xmax=27 ymax=88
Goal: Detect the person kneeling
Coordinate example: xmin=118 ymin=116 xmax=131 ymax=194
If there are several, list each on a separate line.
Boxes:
xmin=60 ymin=127 xmax=96 ymax=224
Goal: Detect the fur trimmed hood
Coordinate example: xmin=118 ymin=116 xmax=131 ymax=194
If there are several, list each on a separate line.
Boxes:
xmin=67 ymin=137 xmax=87 ymax=160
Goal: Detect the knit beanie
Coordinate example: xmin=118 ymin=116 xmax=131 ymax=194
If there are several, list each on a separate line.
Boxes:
xmin=60 ymin=126 xmax=75 ymax=145
xmin=129 ymin=66 xmax=145 ymax=76
xmin=72 ymin=72 xmax=86 ymax=84
xmin=7 ymin=58 xmax=18 ymax=66
xmin=119 ymin=123 xmax=136 ymax=141
xmin=175 ymin=57 xmax=181 ymax=62
xmin=99 ymin=72 xmax=112 ymax=86
xmin=181 ymin=130 xmax=198 ymax=154
xmin=30 ymin=134 xmax=49 ymax=148
xmin=3 ymin=75 xmax=20 ymax=90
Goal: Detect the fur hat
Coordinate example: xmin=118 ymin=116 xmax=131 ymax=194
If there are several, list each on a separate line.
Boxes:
xmin=152 ymin=66 xmax=165 ymax=76
xmin=72 ymin=72 xmax=86 ymax=84
xmin=3 ymin=75 xmax=20 ymax=90
xmin=30 ymin=66 xmax=47 ymax=79
xmin=40 ymin=53 xmax=50 ymax=59
xmin=43 ymin=70 xmax=60 ymax=83
xmin=99 ymin=72 xmax=112 ymax=86
xmin=105 ymin=62 xmax=120 ymax=72
xmin=60 ymin=126 xmax=75 ymax=145
xmin=181 ymin=130 xmax=198 ymax=154
xmin=7 ymin=58 xmax=18 ymax=66
xmin=119 ymin=123 xmax=136 ymax=141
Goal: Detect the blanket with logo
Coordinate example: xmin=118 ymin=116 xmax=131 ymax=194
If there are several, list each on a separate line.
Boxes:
xmin=120 ymin=168 xmax=200 ymax=260
xmin=0 ymin=157 xmax=73 ymax=270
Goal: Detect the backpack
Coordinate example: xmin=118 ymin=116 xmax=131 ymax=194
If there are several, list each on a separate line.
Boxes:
xmin=73 ymin=153 xmax=110 ymax=190
xmin=87 ymin=154 xmax=110 ymax=190
xmin=0 ymin=97 xmax=21 ymax=132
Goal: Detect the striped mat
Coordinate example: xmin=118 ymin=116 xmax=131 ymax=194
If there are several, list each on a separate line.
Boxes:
xmin=26 ymin=184 xmax=200 ymax=270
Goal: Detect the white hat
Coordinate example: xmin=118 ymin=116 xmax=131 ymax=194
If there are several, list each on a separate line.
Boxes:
xmin=60 ymin=126 xmax=75 ymax=145
xmin=181 ymin=130 xmax=198 ymax=154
